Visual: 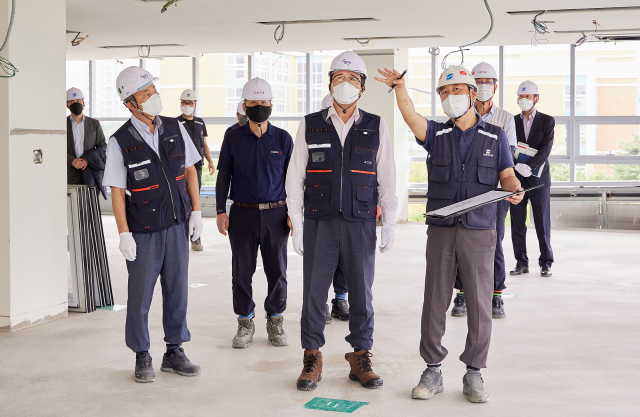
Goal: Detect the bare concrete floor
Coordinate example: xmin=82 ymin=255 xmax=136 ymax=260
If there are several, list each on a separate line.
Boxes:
xmin=1 ymin=217 xmax=639 ymax=416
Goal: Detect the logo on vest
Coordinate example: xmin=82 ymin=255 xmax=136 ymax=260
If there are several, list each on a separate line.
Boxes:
xmin=364 ymin=161 xmax=373 ymax=164
xmin=484 ymin=149 xmax=493 ymax=157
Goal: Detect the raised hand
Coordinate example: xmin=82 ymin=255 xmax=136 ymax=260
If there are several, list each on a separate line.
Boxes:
xmin=375 ymin=68 xmax=406 ymax=90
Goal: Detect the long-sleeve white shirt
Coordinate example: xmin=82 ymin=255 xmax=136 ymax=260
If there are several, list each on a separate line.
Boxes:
xmin=286 ymin=105 xmax=398 ymax=225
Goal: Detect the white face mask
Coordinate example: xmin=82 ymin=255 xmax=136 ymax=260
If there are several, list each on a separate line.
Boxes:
xmin=518 ymin=98 xmax=535 ymax=112
xmin=331 ymin=82 xmax=361 ymax=105
xmin=476 ymin=84 xmax=494 ymax=102
xmin=441 ymin=94 xmax=472 ymax=119
xmin=181 ymin=105 xmax=195 ymax=116
xmin=140 ymin=94 xmax=163 ymax=116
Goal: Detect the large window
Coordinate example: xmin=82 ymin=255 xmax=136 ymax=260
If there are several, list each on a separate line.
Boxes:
xmin=66 ymin=61 xmax=90 ymax=115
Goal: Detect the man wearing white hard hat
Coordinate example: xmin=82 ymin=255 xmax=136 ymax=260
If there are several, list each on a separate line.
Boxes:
xmin=450 ymin=63 xmax=518 ymax=320
xmin=177 ymin=88 xmax=215 ymax=251
xmin=510 ymin=80 xmax=555 ymax=278
xmin=102 ymin=66 xmax=203 ymax=383
xmin=317 ymin=92 xmax=350 ymax=326
xmin=224 ymin=100 xmax=248 ymax=138
xmin=287 ymin=51 xmax=397 ymax=391
xmin=66 ymin=87 xmax=107 ymax=185
xmin=215 ymin=77 xmax=293 ymax=349
xmin=377 ymin=65 xmax=524 ymax=403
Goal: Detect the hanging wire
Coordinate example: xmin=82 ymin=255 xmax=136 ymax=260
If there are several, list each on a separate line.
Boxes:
xmin=0 ymin=0 xmax=17 ymax=78
xmin=441 ymin=0 xmax=493 ymax=69
xmin=532 ymin=11 xmax=549 ymax=35
xmin=575 ymin=20 xmax=601 ymax=47
xmin=356 ymin=38 xmax=371 ymax=47
xmin=116 ymin=59 xmax=123 ymax=64
xmin=138 ymin=45 xmax=151 ymax=58
xmin=531 ymin=31 xmax=550 ymax=46
xmin=274 ymin=22 xmax=285 ymax=44
xmin=161 ymin=0 xmax=179 ymax=13
xmin=71 ymin=32 xmax=88 ymax=47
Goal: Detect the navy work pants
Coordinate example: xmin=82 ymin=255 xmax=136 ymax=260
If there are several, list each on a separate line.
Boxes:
xmin=228 ymin=204 xmax=289 ymax=316
xmin=125 ymin=221 xmax=191 ymax=353
xmin=510 ymin=185 xmax=554 ymax=269
xmin=301 ymin=216 xmax=376 ymax=351
xmin=455 ymin=198 xmax=509 ymax=292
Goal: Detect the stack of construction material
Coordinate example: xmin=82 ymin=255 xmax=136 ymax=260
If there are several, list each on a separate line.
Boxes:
xmin=67 ymin=185 xmax=113 ymax=313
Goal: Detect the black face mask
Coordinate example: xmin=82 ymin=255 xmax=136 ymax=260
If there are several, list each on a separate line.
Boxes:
xmin=69 ymin=102 xmax=84 ymax=116
xmin=245 ymin=105 xmax=271 ymax=124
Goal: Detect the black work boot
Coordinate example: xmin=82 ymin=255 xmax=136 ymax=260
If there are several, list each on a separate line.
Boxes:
xmin=134 ymin=351 xmax=155 ymax=383
xmin=325 ymin=304 xmax=332 ymax=324
xmin=161 ymin=347 xmax=201 ymax=377
xmin=492 ymin=295 xmax=506 ymax=319
xmin=331 ymin=298 xmax=349 ymax=321
xmin=451 ymin=293 xmax=467 ymax=317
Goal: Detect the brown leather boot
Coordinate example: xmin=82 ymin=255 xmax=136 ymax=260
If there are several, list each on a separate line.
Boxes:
xmin=345 ymin=350 xmax=383 ymax=389
xmin=296 ymin=349 xmax=323 ymax=391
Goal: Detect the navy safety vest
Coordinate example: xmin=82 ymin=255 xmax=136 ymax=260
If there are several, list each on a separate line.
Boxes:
xmin=113 ymin=116 xmax=192 ymax=233
xmin=426 ymin=121 xmax=503 ymax=230
xmin=303 ymin=108 xmax=380 ymax=222
xmin=178 ymin=115 xmax=205 ymax=162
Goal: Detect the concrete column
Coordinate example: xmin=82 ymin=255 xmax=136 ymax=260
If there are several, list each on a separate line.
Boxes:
xmin=356 ymin=49 xmax=409 ymax=222
xmin=0 ymin=0 xmax=68 ymax=330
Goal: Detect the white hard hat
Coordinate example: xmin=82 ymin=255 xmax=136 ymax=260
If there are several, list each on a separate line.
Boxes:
xmin=236 ymin=100 xmax=245 ymax=115
xmin=329 ymin=51 xmax=367 ymax=79
xmin=472 ymin=62 xmax=497 ymax=80
xmin=180 ymin=88 xmax=198 ymax=101
xmin=321 ymin=94 xmax=333 ymax=108
xmin=116 ymin=66 xmax=159 ymax=101
xmin=437 ymin=65 xmax=477 ymax=94
xmin=66 ymin=87 xmax=84 ymax=101
xmin=517 ymin=80 xmax=539 ymax=95
xmin=242 ymin=77 xmax=273 ymax=100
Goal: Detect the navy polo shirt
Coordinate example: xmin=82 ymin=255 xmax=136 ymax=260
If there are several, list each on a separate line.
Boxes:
xmin=417 ymin=116 xmax=513 ymax=173
xmin=216 ymin=122 xmax=293 ymax=208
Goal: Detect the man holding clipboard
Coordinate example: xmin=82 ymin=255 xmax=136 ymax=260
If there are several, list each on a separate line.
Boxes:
xmin=510 ymin=81 xmax=555 ymax=278
xmin=376 ymin=65 xmax=523 ymax=403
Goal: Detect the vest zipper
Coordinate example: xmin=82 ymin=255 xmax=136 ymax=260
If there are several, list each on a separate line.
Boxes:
xmin=159 ymin=159 xmax=177 ymax=221
xmin=340 ymin=145 xmax=344 ymax=212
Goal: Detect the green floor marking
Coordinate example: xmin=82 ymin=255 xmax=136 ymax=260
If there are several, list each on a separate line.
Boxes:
xmin=97 ymin=304 xmax=126 ymax=311
xmin=304 ymin=397 xmax=368 ymax=413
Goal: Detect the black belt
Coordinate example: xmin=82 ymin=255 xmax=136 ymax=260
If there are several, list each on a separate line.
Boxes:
xmin=233 ymin=200 xmax=287 ymax=210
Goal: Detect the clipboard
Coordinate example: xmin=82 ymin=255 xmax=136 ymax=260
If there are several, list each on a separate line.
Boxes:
xmin=425 ymin=184 xmax=545 ymax=219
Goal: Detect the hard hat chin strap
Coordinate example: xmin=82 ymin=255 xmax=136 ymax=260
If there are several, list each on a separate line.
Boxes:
xmin=333 ymin=91 xmax=363 ymax=115
xmin=129 ymin=96 xmax=156 ymax=126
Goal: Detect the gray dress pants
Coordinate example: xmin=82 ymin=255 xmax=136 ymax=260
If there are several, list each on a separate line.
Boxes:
xmin=420 ymin=222 xmax=496 ymax=369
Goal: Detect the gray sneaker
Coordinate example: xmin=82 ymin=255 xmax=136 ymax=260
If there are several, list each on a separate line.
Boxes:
xmin=232 ymin=316 xmax=255 ymax=348
xmin=191 ymin=238 xmax=203 ymax=251
xmin=463 ymin=372 xmax=490 ymax=403
xmin=451 ymin=293 xmax=466 ymax=317
xmin=325 ymin=304 xmax=332 ymax=324
xmin=160 ymin=347 xmax=201 ymax=377
xmin=266 ymin=315 xmax=289 ymax=347
xmin=134 ymin=352 xmax=155 ymax=383
xmin=411 ymin=367 xmax=444 ymax=400
xmin=492 ymin=295 xmax=506 ymax=319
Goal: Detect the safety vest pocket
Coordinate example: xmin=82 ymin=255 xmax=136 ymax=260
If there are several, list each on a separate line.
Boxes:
xmin=304 ymin=183 xmax=331 ymax=217
xmin=429 ymin=156 xmax=451 ymax=183
xmin=307 ymin=142 xmax=332 ymax=168
xmin=127 ymin=187 xmax=164 ymax=231
xmin=477 ymin=156 xmax=498 ymax=186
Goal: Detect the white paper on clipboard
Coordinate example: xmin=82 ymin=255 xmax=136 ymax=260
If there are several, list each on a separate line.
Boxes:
xmin=426 ymin=190 xmax=512 ymax=218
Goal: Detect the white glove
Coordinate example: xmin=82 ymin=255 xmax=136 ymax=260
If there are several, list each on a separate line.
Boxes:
xmin=379 ymin=224 xmax=395 ymax=253
xmin=515 ymin=163 xmax=532 ymax=178
xmin=189 ymin=211 xmax=203 ymax=242
xmin=119 ymin=232 xmax=137 ymax=262
xmin=290 ymin=213 xmax=304 ymax=256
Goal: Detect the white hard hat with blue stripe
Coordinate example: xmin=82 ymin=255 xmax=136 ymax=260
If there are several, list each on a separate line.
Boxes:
xmin=115 ymin=66 xmax=159 ymax=101
xmin=437 ymin=65 xmax=477 ymax=94
xmin=180 ymin=88 xmax=198 ymax=101
xmin=66 ymin=87 xmax=84 ymax=101
xmin=517 ymin=80 xmax=539 ymax=95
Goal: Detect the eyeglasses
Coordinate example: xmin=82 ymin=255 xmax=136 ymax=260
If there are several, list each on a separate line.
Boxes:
xmin=332 ymin=74 xmax=362 ymax=86
xmin=476 ymin=80 xmax=495 ymax=85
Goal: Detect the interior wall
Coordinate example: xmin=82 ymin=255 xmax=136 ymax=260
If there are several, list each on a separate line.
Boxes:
xmin=357 ymin=49 xmax=409 ymax=222
xmin=0 ymin=0 xmax=68 ymax=330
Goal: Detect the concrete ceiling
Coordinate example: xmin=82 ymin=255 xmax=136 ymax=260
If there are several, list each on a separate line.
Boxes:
xmin=66 ymin=0 xmax=640 ymax=60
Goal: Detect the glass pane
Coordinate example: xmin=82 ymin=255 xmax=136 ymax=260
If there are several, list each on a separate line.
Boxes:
xmin=579 ymin=124 xmax=640 ymax=156
xmin=552 ymin=123 xmax=568 ymax=155
xmin=66 ymin=61 xmax=90 ymax=115
xmin=201 ymin=159 xmax=219 ymax=187
xmin=576 ymin=41 xmax=640 ymax=116
xmin=270 ymin=120 xmax=300 ymax=141
xmin=94 ymin=59 xmax=140 ymax=118
xmin=576 ymin=164 xmax=640 ymax=181
xmin=100 ymin=121 xmax=127 ymax=140
xmin=407 ymin=49 xmax=433 ymax=117
xmin=504 ymin=45 xmax=570 ymax=117
xmin=409 ymin=160 xmax=428 ymax=184
xmin=145 ymin=57 xmax=192 ymax=118
xmin=199 ymin=54 xmax=248 ymax=117
xmin=550 ymin=163 xmax=570 ymax=182
xmin=206 ymin=123 xmax=237 ymax=153
xmin=408 ymin=203 xmax=426 ymax=222
xmin=310 ymin=51 xmax=342 ymax=112
xmin=409 ymin=126 xmax=428 ymax=158
xmin=254 ymin=52 xmax=306 ymax=117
